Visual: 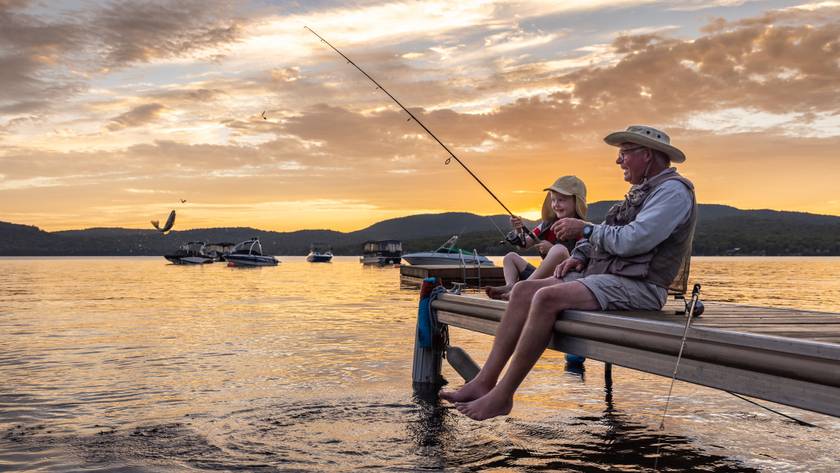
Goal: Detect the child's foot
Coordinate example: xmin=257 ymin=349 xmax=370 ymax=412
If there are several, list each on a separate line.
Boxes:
xmin=485 ymin=284 xmax=511 ymax=300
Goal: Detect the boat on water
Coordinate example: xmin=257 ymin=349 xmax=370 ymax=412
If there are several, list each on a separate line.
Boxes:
xmin=164 ymin=241 xmax=214 ymax=265
xmin=204 ymin=242 xmax=235 ymax=261
xmin=225 ymin=238 xmax=279 ymax=267
xmin=306 ymin=243 xmax=333 ymax=263
xmin=402 ymin=235 xmax=494 ymax=266
xmin=360 ymin=240 xmax=402 ymax=265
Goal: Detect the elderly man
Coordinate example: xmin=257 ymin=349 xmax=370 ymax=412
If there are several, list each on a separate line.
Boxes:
xmin=440 ymin=125 xmax=697 ymax=421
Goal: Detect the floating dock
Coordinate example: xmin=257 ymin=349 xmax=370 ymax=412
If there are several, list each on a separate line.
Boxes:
xmin=400 ymin=264 xmax=505 ymax=288
xmin=428 ymin=293 xmax=840 ymax=418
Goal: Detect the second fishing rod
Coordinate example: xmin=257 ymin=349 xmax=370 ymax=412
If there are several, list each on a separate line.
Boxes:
xmin=305 ymin=26 xmax=541 ymax=244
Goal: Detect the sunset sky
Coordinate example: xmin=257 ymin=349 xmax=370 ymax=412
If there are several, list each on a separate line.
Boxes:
xmin=1 ymin=0 xmax=838 ymax=232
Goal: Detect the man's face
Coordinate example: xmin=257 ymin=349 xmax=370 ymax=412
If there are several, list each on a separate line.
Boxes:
xmin=615 ymin=143 xmax=649 ymax=184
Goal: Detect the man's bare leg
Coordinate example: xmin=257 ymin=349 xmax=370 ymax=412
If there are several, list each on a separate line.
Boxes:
xmin=441 ymin=277 xmax=561 ymax=402
xmin=526 ymin=244 xmax=569 ymax=280
xmin=455 ymin=281 xmax=599 ymax=420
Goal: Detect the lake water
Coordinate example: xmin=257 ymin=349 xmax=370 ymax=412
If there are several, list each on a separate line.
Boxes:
xmin=1 ymin=256 xmax=839 ymax=472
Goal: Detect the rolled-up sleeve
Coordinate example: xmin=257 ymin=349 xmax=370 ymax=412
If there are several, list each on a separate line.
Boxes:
xmin=590 ymin=180 xmax=692 ymax=257
xmin=570 ymin=238 xmax=591 ymax=263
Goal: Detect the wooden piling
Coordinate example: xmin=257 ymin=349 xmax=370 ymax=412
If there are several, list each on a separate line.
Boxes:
xmin=411 ymin=278 xmax=445 ymax=391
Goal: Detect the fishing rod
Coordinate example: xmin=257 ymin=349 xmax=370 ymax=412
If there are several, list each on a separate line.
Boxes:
xmin=654 ymin=283 xmax=701 ymax=471
xmin=304 ymin=26 xmax=540 ymax=244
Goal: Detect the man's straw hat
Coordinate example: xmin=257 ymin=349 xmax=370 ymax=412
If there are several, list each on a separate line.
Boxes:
xmin=542 ymin=175 xmax=587 ymax=222
xmin=604 ymin=125 xmax=686 ymax=163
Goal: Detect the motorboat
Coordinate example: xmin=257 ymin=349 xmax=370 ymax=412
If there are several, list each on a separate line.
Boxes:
xmin=360 ymin=240 xmax=402 ymax=265
xmin=225 ymin=238 xmax=279 ymax=267
xmin=164 ymin=241 xmax=214 ymax=265
xmin=401 ymin=235 xmax=494 ymax=266
xmin=306 ymin=243 xmax=333 ymax=263
xmin=204 ymin=242 xmax=235 ymax=261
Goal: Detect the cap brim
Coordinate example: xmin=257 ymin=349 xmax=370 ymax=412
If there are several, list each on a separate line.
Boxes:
xmin=604 ymin=131 xmax=686 ymax=163
xmin=543 ymin=186 xmax=574 ymax=195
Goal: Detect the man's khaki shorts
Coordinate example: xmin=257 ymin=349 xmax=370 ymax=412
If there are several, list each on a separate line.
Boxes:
xmin=562 ymin=272 xmax=667 ymax=311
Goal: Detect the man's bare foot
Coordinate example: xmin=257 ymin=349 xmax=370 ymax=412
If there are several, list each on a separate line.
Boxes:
xmin=454 ymin=389 xmax=513 ymax=421
xmin=485 ymin=284 xmax=511 ymax=300
xmin=439 ymin=378 xmax=493 ymax=403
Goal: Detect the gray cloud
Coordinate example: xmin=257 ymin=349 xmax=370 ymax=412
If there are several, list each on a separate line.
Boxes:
xmin=0 ymin=0 xmax=244 ymax=119
xmin=0 ymin=1 xmax=86 ymax=112
xmin=106 ymin=103 xmax=167 ymax=131
xmin=93 ymin=0 xmax=242 ymax=66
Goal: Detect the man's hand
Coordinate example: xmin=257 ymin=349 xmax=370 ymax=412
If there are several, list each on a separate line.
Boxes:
xmin=554 ymin=258 xmax=584 ymax=278
xmin=551 ymin=218 xmax=586 ymax=240
xmin=535 ymin=240 xmax=553 ymax=256
xmin=510 ymin=215 xmax=524 ymax=230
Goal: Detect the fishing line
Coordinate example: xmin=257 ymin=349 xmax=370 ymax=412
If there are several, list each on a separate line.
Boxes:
xmin=654 ymin=283 xmax=701 ymax=470
xmin=726 ymin=391 xmax=818 ymax=428
xmin=305 ymin=26 xmax=540 ymax=243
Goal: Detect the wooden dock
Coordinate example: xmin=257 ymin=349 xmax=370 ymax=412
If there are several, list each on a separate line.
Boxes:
xmin=430 ymin=293 xmax=840 ymax=418
xmin=400 ymin=264 xmax=506 ymax=288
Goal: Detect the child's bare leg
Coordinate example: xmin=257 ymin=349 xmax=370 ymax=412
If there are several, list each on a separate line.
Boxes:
xmin=528 ymin=244 xmax=570 ymax=280
xmin=502 ymin=252 xmax=529 ymax=285
xmin=487 ymin=252 xmax=529 ymax=299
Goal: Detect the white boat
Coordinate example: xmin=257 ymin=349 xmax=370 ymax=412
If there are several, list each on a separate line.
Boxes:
xmin=306 ymin=243 xmax=333 ymax=263
xmin=225 ymin=238 xmax=279 ymax=267
xmin=402 ymin=236 xmax=494 ymax=266
xmin=164 ymin=241 xmax=214 ymax=265
xmin=360 ymin=240 xmax=402 ymax=265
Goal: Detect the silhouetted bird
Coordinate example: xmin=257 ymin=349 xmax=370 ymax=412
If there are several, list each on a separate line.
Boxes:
xmin=261 ymin=110 xmax=267 ymax=120
xmin=151 ymin=210 xmax=176 ymax=234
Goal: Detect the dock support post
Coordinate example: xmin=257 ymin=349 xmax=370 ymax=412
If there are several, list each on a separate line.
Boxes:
xmin=412 ymin=278 xmax=445 ymax=393
xmin=605 ymin=362 xmax=613 ymax=388
xmin=445 ymin=346 xmax=480 ymax=382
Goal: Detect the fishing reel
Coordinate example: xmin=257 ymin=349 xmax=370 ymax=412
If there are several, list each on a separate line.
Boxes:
xmin=674 ymin=284 xmax=705 ymax=317
xmin=504 ymin=225 xmax=542 ymax=248
xmin=504 ymin=229 xmax=528 ymax=248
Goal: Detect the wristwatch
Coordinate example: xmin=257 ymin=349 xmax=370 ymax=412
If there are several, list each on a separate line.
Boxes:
xmin=582 ymin=223 xmax=594 ymax=239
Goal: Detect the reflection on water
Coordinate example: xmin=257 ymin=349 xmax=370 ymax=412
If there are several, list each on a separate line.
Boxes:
xmin=1 ymin=256 xmax=839 ymax=471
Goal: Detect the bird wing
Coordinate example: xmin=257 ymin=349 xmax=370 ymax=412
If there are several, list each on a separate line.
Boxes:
xmin=161 ymin=210 xmax=176 ymax=232
xmin=151 ymin=220 xmax=161 ymax=231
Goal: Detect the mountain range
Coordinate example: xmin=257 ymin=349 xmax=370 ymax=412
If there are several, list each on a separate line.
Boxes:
xmin=1 ymin=202 xmax=839 ymax=256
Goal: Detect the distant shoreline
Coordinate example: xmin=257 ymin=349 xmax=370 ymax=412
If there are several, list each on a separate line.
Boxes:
xmin=3 ymin=255 xmax=840 ymax=259
xmin=3 ymin=204 xmax=840 ymax=257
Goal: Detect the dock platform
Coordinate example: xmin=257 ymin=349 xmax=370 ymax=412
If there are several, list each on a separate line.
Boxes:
xmin=400 ymin=264 xmax=505 ymax=288
xmin=430 ymin=293 xmax=840 ymax=418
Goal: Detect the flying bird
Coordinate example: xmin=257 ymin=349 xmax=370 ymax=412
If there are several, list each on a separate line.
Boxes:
xmin=180 ymin=199 xmax=187 ymax=203
xmin=261 ymin=110 xmax=267 ymax=120
xmin=151 ymin=210 xmax=176 ymax=234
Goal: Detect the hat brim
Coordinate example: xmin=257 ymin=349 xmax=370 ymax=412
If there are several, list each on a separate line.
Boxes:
xmin=604 ymin=131 xmax=685 ymax=163
xmin=542 ymin=188 xmax=588 ymax=220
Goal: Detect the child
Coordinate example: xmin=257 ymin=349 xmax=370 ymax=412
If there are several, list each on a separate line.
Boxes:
xmin=486 ymin=175 xmax=587 ymax=300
